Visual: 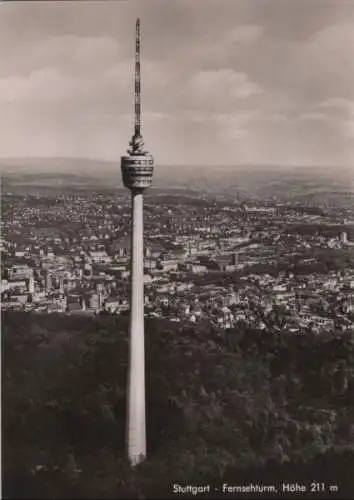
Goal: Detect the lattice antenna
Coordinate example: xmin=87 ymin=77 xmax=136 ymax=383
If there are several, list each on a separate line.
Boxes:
xmin=129 ymin=18 xmax=144 ymax=154
xmin=135 ymin=18 xmax=141 ymax=137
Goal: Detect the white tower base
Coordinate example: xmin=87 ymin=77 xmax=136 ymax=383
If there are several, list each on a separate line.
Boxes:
xmin=126 ymin=191 xmax=146 ymax=466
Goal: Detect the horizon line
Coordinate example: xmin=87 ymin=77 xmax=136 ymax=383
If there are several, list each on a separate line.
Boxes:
xmin=0 ymin=156 xmax=351 ymax=171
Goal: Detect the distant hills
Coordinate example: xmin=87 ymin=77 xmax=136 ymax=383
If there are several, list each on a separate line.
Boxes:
xmin=0 ymin=157 xmax=115 ymax=174
xmin=0 ymin=157 xmax=353 ymax=205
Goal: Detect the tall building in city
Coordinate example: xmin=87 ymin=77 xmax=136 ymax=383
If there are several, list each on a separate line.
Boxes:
xmin=28 ymin=274 xmax=35 ymax=295
xmin=340 ymin=231 xmax=348 ymax=245
xmin=121 ymin=18 xmax=154 ymax=466
xmin=45 ymin=272 xmax=52 ymax=293
xmin=59 ymin=276 xmax=64 ymax=295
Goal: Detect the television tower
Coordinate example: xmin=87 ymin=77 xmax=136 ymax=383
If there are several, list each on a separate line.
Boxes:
xmin=121 ymin=18 xmax=154 ymax=466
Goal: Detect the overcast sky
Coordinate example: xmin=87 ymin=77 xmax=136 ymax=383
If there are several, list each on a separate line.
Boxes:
xmin=1 ymin=0 xmax=354 ymax=168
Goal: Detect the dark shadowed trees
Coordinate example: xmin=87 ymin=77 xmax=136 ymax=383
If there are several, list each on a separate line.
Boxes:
xmin=2 ymin=311 xmax=354 ymax=498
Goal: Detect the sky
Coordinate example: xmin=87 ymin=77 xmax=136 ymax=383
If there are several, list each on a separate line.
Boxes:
xmin=1 ymin=0 xmax=354 ymax=169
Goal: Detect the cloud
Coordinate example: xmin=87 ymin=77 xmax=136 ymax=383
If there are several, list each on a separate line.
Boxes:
xmin=187 ymin=69 xmax=263 ymax=110
xmin=316 ymin=97 xmax=354 ymax=139
xmin=0 ymin=69 xmax=83 ymax=103
xmin=319 ymin=97 xmax=354 ymax=109
xmin=229 ymin=25 xmax=264 ymax=45
xmin=1 ymin=0 xmax=354 ymax=167
xmin=289 ymin=23 xmax=354 ymax=101
xmin=0 ymin=34 xmax=123 ymax=79
xmin=266 ymin=113 xmax=289 ymax=123
xmin=187 ymin=23 xmax=264 ymax=69
xmin=215 ymin=111 xmax=259 ymax=140
xmin=0 ymin=57 xmax=172 ymax=119
xmin=34 ymin=35 xmax=121 ymax=70
xmin=318 ymin=97 xmax=354 ymax=119
xmin=298 ymin=112 xmax=332 ymax=122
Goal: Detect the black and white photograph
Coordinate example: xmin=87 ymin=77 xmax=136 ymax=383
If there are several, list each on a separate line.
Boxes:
xmin=1 ymin=0 xmax=354 ymax=498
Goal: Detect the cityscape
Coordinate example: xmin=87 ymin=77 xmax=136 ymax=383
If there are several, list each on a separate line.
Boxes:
xmin=2 ymin=0 xmax=354 ymax=499
xmin=2 ymin=186 xmax=354 ymax=335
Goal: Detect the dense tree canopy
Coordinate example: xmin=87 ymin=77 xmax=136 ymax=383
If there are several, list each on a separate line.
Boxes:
xmin=3 ymin=312 xmax=354 ymax=498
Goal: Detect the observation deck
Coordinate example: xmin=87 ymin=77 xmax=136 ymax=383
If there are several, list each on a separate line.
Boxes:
xmin=121 ymin=133 xmax=154 ymax=192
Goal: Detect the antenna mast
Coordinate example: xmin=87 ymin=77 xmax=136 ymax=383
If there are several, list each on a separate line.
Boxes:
xmin=129 ymin=18 xmax=144 ymax=154
xmin=135 ymin=18 xmax=141 ymax=137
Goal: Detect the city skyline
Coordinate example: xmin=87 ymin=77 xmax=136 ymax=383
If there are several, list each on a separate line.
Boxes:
xmin=1 ymin=0 xmax=354 ymax=169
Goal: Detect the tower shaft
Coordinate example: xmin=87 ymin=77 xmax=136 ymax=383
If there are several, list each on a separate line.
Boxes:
xmin=126 ymin=191 xmax=146 ymax=465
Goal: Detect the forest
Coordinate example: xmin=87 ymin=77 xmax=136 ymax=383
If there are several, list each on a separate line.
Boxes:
xmin=3 ymin=311 xmax=354 ymax=498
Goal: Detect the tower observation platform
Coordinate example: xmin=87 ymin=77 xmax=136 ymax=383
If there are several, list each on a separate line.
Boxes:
xmin=121 ymin=148 xmax=154 ymax=191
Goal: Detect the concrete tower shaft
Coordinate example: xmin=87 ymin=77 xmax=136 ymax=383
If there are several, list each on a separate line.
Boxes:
xmin=126 ymin=191 xmax=146 ymax=465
